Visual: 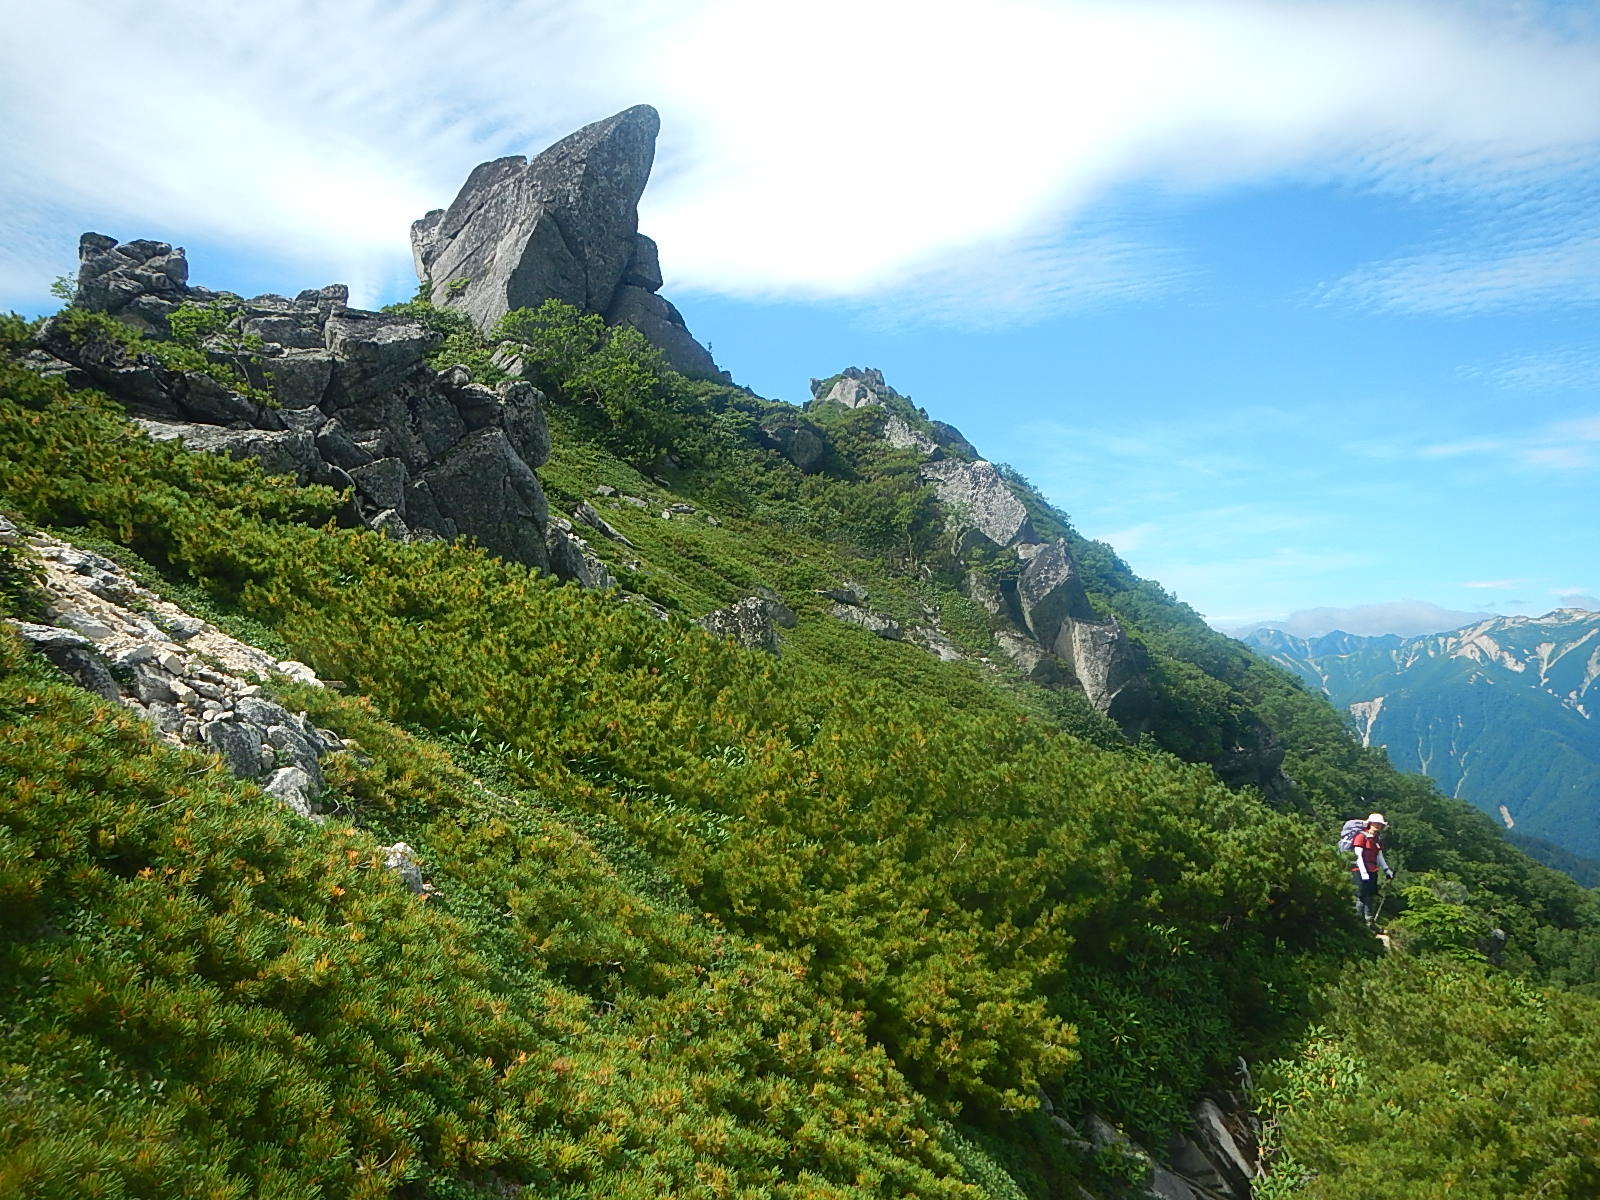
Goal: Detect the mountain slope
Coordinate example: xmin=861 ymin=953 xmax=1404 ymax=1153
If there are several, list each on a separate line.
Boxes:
xmin=1245 ymin=612 xmax=1600 ymax=858
xmin=5 ymin=104 xmax=1600 ymax=1200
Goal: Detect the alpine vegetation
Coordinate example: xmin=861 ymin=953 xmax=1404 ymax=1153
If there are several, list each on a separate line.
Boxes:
xmin=3 ymin=107 xmax=1599 ymax=1200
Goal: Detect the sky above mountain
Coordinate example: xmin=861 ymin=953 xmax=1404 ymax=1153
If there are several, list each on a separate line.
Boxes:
xmin=3 ymin=0 xmax=1597 ymax=628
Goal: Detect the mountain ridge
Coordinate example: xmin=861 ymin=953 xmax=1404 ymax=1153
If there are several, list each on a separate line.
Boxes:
xmin=6 ymin=103 xmax=1600 ymax=1200
xmin=1243 ymin=608 xmax=1600 ymax=860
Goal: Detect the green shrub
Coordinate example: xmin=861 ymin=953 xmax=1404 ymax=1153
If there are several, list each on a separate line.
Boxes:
xmin=1256 ymin=955 xmax=1600 ymax=1199
xmin=49 ymin=307 xmax=276 ymax=407
xmin=0 ymin=349 xmax=1355 ymax=1135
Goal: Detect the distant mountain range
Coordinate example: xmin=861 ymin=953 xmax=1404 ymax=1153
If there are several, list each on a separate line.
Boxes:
xmin=1244 ymin=609 xmax=1600 ymax=863
xmin=1222 ymin=600 xmax=1494 ymax=640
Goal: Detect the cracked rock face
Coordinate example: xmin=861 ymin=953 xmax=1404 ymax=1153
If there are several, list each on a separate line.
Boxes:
xmin=6 ymin=529 xmax=340 ymax=820
xmin=411 ymin=105 xmax=726 ymax=381
xmin=919 ymin=458 xmax=1036 ymax=548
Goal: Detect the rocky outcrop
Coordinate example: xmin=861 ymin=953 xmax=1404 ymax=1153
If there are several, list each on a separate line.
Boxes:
xmin=1012 ymin=540 xmax=1152 ymax=727
xmin=831 ymin=603 xmax=905 ymax=641
xmin=822 ymin=582 xmax=961 ymax=657
xmin=411 ymin=106 xmax=726 ymax=381
xmin=882 ymin=413 xmax=939 ymax=456
xmin=756 ymin=410 xmax=828 ymax=472
xmin=35 ymin=234 xmax=580 ymax=579
xmin=608 ymin=285 xmax=722 ymax=381
xmin=806 ymin=366 xmax=977 ymax=465
xmin=72 ymin=233 xmax=191 ymax=335
xmin=1039 ymin=1085 xmax=1258 ymax=1200
xmin=920 ymin=458 xmax=1037 ymax=549
xmin=544 ymin=518 xmax=616 ymax=590
xmin=7 ymin=528 xmax=340 ymax=820
xmin=698 ymin=595 xmax=797 ymax=656
xmin=810 ymin=367 xmax=893 ymax=410
xmin=929 ymin=419 xmax=978 ymax=459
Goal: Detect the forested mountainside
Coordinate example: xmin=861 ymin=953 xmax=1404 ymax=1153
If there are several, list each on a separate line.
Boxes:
xmin=1246 ymin=614 xmax=1600 ymax=866
xmin=4 ymin=107 xmax=1600 ymax=1200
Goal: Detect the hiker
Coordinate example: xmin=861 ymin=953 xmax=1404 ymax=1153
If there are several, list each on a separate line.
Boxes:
xmin=1350 ymin=813 xmax=1393 ymax=925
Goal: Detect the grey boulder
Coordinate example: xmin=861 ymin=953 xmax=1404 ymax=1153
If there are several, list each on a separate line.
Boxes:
xmin=810 ymin=367 xmax=891 ymax=410
xmin=412 ymin=105 xmax=657 ymax=325
xmin=607 ymin=285 xmax=726 ymax=381
xmin=699 ymin=596 xmax=794 ymax=655
xmin=919 ymin=458 xmax=1036 ymax=548
xmin=756 ymin=410 xmax=828 ymax=472
xmin=411 ymin=106 xmax=724 ymax=381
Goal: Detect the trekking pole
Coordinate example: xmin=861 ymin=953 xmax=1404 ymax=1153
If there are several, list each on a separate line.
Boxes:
xmin=1372 ymin=879 xmax=1389 ymax=928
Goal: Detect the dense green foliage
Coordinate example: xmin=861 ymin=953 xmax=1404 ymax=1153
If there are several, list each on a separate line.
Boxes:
xmin=1256 ymin=955 xmax=1600 ymax=1200
xmin=5 ymin=294 xmax=1600 ymax=1199
xmin=0 ymin=351 xmax=1355 ymax=1122
xmin=50 ymin=305 xmax=276 ymax=406
xmin=1044 ymin=539 xmax=1600 ymax=984
xmin=0 ymin=634 xmax=981 ymax=1199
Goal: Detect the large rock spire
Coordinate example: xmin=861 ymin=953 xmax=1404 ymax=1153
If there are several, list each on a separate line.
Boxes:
xmin=411 ymin=105 xmax=724 ymax=381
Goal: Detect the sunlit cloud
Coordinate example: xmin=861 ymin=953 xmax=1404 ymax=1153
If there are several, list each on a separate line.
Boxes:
xmin=3 ymin=0 xmax=1600 ymax=318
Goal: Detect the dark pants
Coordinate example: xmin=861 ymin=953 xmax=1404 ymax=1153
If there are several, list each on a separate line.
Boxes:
xmin=1353 ymin=874 xmax=1380 ymax=922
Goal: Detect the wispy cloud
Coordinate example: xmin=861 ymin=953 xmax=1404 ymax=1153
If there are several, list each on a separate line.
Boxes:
xmin=1390 ymin=411 xmax=1600 ymax=472
xmin=1554 ymin=589 xmax=1600 ymax=610
xmin=1459 ymin=344 xmax=1600 ymax=391
xmin=1463 ymin=579 xmax=1525 ymax=589
xmin=1319 ymin=204 xmax=1600 ymax=316
xmin=2 ymin=1 xmax=1600 ymax=318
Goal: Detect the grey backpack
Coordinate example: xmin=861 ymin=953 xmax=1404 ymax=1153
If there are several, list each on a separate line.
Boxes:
xmin=1337 ymin=819 xmax=1366 ymax=854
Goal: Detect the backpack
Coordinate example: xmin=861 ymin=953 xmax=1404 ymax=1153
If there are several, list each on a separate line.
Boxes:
xmin=1337 ymin=819 xmax=1366 ymax=854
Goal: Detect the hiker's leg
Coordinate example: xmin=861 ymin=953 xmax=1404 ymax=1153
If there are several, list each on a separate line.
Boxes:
xmin=1359 ymin=877 xmax=1379 ymax=923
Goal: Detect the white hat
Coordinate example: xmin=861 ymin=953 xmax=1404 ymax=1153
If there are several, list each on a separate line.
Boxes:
xmin=1366 ymin=813 xmax=1387 ymax=826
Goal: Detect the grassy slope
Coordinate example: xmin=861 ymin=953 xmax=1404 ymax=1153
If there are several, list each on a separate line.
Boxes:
xmin=1 ymin=340 xmax=1356 ymax=1197
xmin=5 ymin=299 xmax=1600 ymax=1198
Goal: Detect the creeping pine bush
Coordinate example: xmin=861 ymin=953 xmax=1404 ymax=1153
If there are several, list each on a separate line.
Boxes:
xmin=0 ymin=633 xmax=978 ymax=1200
xmin=50 ymin=306 xmax=276 ymax=407
xmin=1256 ymin=954 xmax=1600 ymax=1200
xmin=0 ymin=350 xmax=1358 ymax=1138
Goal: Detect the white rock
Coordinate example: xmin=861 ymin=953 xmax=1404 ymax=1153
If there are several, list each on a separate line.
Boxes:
xmin=276 ymin=660 xmax=320 ymax=686
xmin=262 ymin=766 xmax=318 ymax=818
xmin=112 ymin=644 xmax=159 ymax=668
xmin=54 ymin=610 xmax=115 ymax=640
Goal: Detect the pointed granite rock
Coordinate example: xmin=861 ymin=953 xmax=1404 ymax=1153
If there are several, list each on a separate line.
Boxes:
xmin=412 ymin=106 xmax=657 ymax=324
xmin=413 ymin=105 xmax=725 ymax=380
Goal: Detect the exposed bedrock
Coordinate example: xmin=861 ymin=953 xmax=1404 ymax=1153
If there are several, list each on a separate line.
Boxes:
xmin=39 ymin=234 xmax=568 ymax=579
xmin=411 ymin=105 xmax=727 ymax=381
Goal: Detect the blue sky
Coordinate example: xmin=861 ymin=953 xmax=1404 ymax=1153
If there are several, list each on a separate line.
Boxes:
xmin=3 ymin=0 xmax=1598 ymax=629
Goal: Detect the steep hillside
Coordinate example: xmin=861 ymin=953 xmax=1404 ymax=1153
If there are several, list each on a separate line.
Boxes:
xmin=1245 ymin=613 xmax=1600 ymax=859
xmin=5 ymin=105 xmax=1600 ymax=1200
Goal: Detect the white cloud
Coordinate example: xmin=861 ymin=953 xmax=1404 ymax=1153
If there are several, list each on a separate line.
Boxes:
xmin=1459 ymin=344 xmax=1600 ymax=391
xmin=1320 ymin=212 xmax=1600 ymax=315
xmin=3 ymin=1 xmax=1600 ymax=317
xmin=1463 ymin=579 xmax=1524 ymax=589
xmin=1398 ymin=411 xmax=1600 ymax=472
